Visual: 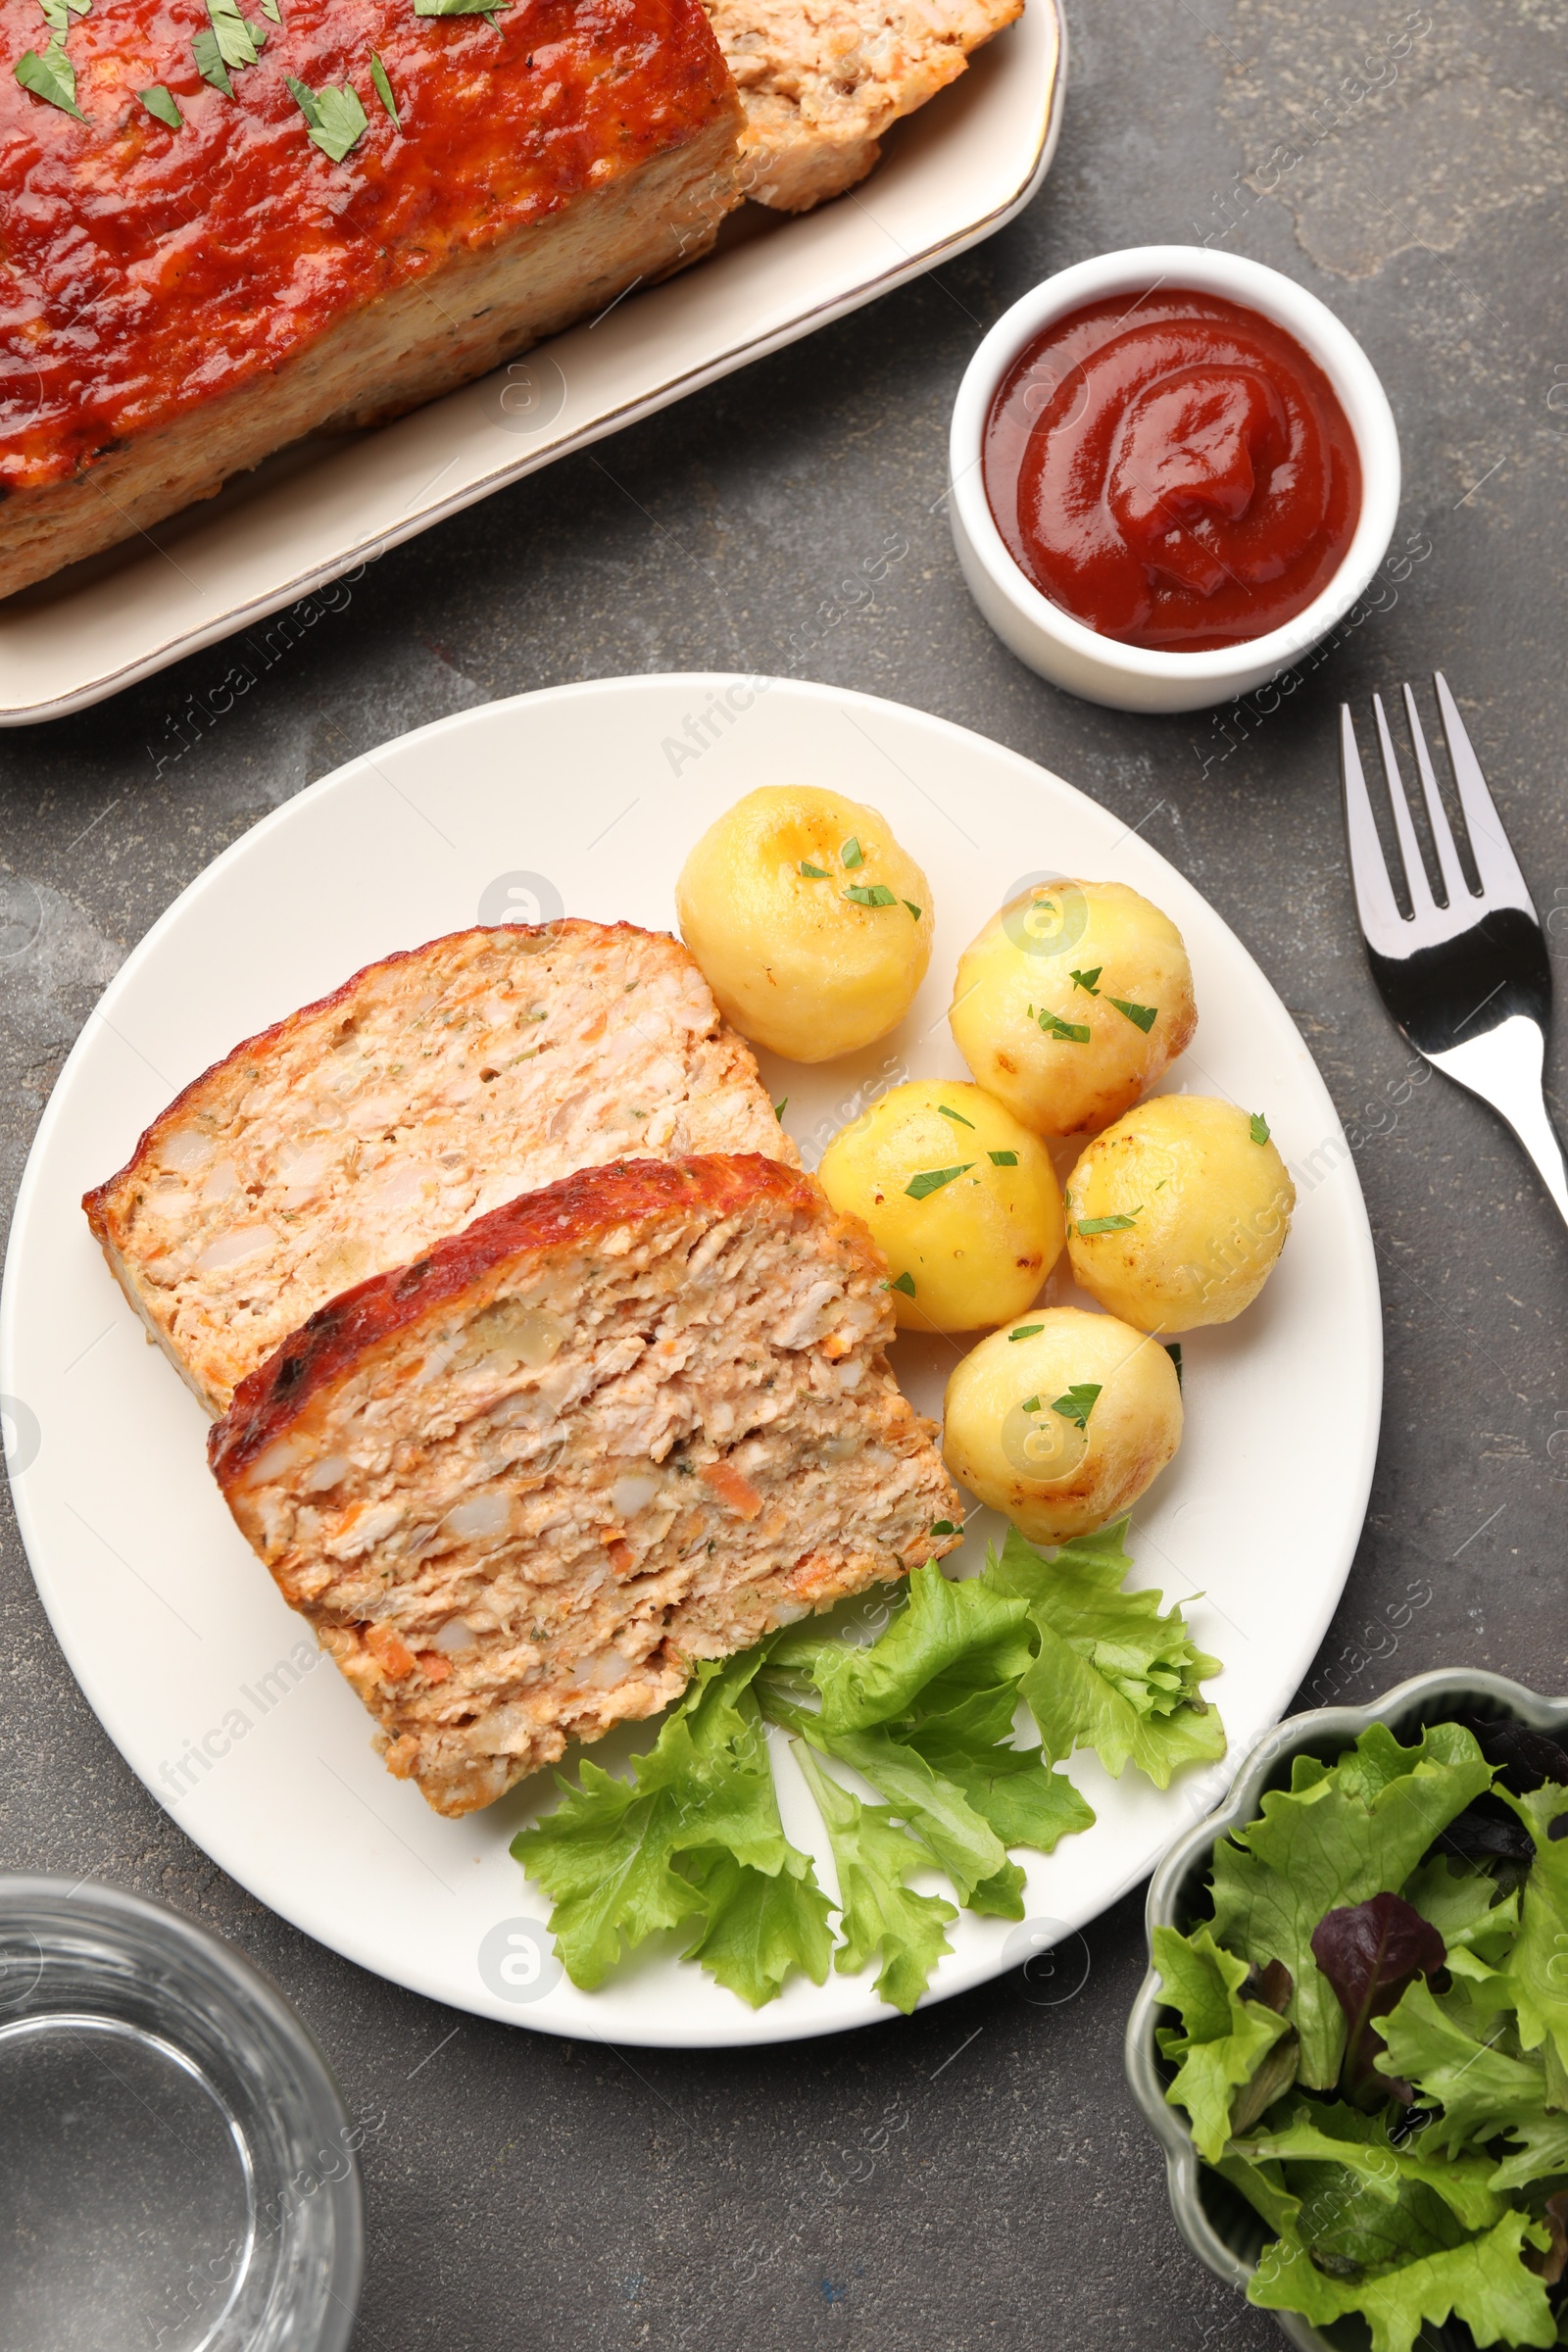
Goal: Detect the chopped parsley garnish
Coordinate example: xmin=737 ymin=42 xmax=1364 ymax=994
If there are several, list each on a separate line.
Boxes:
xmin=1032 ymin=1007 xmax=1091 ymax=1044
xmin=192 ymin=26 xmax=231 ymax=89
xmin=1051 ymin=1383 xmax=1102 ymax=1429
xmin=1164 ymin=1342 xmax=1183 ymax=1388
xmin=1250 ymin=1111 xmax=1270 ymax=1146
xmin=904 ymin=900 xmax=922 ymax=921
xmin=987 ymin=1150 xmax=1018 ymax=1167
xmin=929 ymin=1519 xmax=957 ymax=1536
xmin=1008 ymin=1324 xmax=1043 ymax=1342
xmin=369 ymin=49 xmax=399 ymax=122
xmin=936 ymin=1104 xmax=974 ymax=1129
xmin=886 ymin=1270 xmax=916 ymax=1297
xmin=844 ymin=883 xmax=897 ymax=909
xmin=205 ymin=0 xmax=266 ymax=74
xmin=1109 ymin=996 xmax=1157 ymax=1034
xmin=1070 ymin=966 xmax=1102 ymax=995
xmin=415 ymin=0 xmax=511 ymax=12
xmin=138 ymin=80 xmax=182 ymax=124
xmin=841 ymin=836 xmax=864 ymax=869
xmin=905 ymin=1164 xmax=973 ymax=1200
xmin=260 ymin=0 xmax=280 ymax=15
xmin=16 ymin=38 xmax=82 ymax=113
xmin=772 ymin=1098 xmax=788 ymax=1122
xmin=1077 ymin=1209 xmax=1142 ymax=1235
xmin=1019 ymin=1395 xmax=1041 ymax=1414
xmin=38 ymin=0 xmax=90 ymax=32
xmin=288 ymin=74 xmax=368 ymax=160
xmin=798 ymin=859 xmax=828 ymax=879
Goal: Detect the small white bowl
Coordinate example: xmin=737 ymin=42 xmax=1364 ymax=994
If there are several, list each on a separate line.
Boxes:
xmin=949 ymin=245 xmax=1401 ymax=714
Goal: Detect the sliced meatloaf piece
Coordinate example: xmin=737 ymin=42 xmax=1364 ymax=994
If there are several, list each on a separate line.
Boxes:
xmin=0 ymin=0 xmax=742 ymax=597
xmin=84 ymin=921 xmax=794 ymax=1416
xmin=210 ymin=1153 xmax=960 ymax=1816
xmin=705 ymin=0 xmax=1022 ymax=213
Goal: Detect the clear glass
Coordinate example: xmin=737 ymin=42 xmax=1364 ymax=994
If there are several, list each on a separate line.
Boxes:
xmin=0 ymin=1878 xmax=363 ymax=2352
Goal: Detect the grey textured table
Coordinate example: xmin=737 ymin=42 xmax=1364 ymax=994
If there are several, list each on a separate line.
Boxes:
xmin=3 ymin=2 xmax=1564 ymax=2345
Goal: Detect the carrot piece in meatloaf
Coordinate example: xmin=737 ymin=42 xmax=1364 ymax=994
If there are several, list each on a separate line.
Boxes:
xmin=209 ymin=1153 xmax=960 ymax=1817
xmin=0 ymin=0 xmax=742 ymax=596
xmin=83 ymin=920 xmax=794 ymax=1416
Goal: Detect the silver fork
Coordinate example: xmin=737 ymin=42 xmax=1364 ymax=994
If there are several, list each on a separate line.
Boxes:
xmin=1340 ymin=671 xmax=1568 ymax=1226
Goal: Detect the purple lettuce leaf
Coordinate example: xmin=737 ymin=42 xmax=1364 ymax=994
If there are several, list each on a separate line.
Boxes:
xmin=1309 ymin=1892 xmax=1446 ymax=2105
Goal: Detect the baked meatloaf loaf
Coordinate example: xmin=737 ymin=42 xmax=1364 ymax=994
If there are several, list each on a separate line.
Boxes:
xmin=0 ymin=0 xmax=742 ymax=597
xmin=705 ymin=0 xmax=1021 ymax=212
xmin=84 ymin=920 xmax=793 ymax=1414
xmin=210 ymin=1152 xmax=960 ymax=1815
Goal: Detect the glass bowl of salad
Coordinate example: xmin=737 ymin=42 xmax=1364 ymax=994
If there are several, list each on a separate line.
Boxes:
xmin=1125 ymin=1668 xmax=1568 ymax=2352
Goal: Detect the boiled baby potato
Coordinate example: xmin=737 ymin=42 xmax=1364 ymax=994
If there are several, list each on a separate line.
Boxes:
xmin=817 ymin=1078 xmax=1062 ymax=1334
xmin=942 ymin=1306 xmax=1183 ymax=1544
xmin=1065 ymin=1095 xmax=1296 ymax=1332
xmin=676 ymin=786 xmax=933 ymax=1061
xmin=950 ymin=879 xmax=1197 ymax=1136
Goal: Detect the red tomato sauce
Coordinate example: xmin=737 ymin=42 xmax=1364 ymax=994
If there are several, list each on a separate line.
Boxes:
xmin=982 ymin=290 xmax=1362 ymax=652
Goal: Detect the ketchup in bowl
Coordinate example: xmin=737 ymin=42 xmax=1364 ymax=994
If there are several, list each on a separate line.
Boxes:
xmin=982 ymin=290 xmax=1362 ymax=653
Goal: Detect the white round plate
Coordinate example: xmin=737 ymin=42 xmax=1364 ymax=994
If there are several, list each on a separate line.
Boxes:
xmin=1 ymin=676 xmax=1380 ymax=2046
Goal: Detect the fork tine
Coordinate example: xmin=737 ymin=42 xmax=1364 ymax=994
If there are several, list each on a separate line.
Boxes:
xmin=1372 ymin=692 xmax=1436 ymax=916
xmin=1400 ymin=683 xmax=1473 ymax=908
xmin=1340 ymin=704 xmax=1407 ymax=956
xmin=1432 ymin=672 xmax=1538 ymax=916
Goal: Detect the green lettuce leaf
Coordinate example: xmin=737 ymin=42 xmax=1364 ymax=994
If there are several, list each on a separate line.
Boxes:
xmin=1488 ymin=1782 xmax=1568 ymax=2074
xmin=912 ymin=1722 xmax=1096 ymax=1855
xmin=775 ymin=1705 xmax=1012 ymax=1908
xmin=1235 ymin=2099 xmax=1506 ymax=2231
xmin=679 ymin=1850 xmax=834 ymax=2009
xmin=760 ymin=1559 xmax=1095 ymax=1941
xmin=796 ymin=1561 xmax=1032 ymax=1733
xmin=793 ymin=1742 xmax=955 ymax=2013
xmin=964 ymin=1862 xmax=1029 ymax=1918
xmin=989 ymin=1521 xmax=1225 ymax=1787
xmin=510 ymin=1752 xmax=704 ymax=1989
xmin=902 ymin=1676 xmax=1025 ymax=1757
xmin=1488 ymin=2109 xmax=1568 ymax=2195
xmin=1208 ymin=1722 xmax=1493 ymax=2087
xmin=1248 ymin=2208 xmax=1555 ymax=2352
xmin=516 ymin=1539 xmax=1115 ymax=2007
xmin=1213 ymin=2150 xmax=1300 ymax=2238
xmin=1212 ymin=2154 xmax=1298 ymax=2238
xmin=1152 ymin=1924 xmax=1293 ymax=2160
xmin=512 ymin=1650 xmax=823 ymax=1993
xmin=1376 ymin=1974 xmax=1551 ymax=2154
xmin=1403 ymin=1852 xmax=1521 ymax=1969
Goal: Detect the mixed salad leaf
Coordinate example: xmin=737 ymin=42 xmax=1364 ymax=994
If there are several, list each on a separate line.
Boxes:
xmin=1155 ymin=1714 xmax=1568 ymax=2351
xmin=992 ymin=1521 xmax=1226 ymax=1787
xmin=514 ymin=1519 xmax=1224 ymax=2013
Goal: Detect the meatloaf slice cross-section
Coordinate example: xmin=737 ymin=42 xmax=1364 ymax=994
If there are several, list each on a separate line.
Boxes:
xmin=210 ymin=1153 xmax=961 ymax=1817
xmin=83 ymin=920 xmax=794 ymax=1416
xmin=705 ymin=0 xmax=1022 ymax=213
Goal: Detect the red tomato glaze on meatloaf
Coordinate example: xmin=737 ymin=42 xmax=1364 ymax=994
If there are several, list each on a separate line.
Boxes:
xmin=210 ymin=1152 xmax=828 ymax=1485
xmin=0 ymin=0 xmax=741 ymax=586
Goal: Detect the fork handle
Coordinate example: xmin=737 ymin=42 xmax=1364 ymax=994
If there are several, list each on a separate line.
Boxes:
xmin=1427 ymin=1014 xmax=1568 ymax=1228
